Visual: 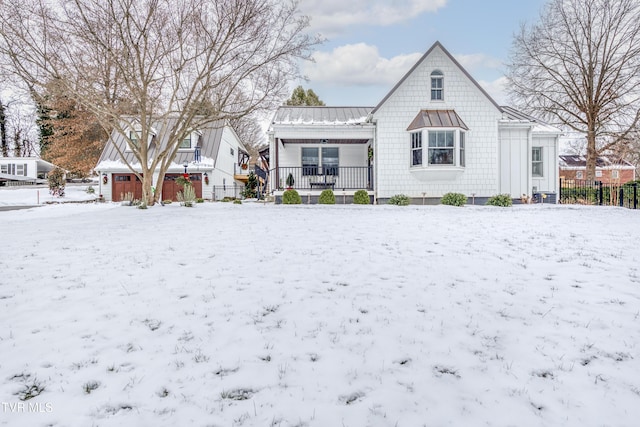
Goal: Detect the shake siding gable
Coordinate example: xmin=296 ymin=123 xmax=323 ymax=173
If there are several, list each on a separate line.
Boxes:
xmin=372 ymin=43 xmax=503 ymax=199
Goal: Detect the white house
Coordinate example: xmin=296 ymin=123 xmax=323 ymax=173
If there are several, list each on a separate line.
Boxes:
xmin=268 ymin=41 xmax=561 ymax=204
xmin=0 ymin=156 xmax=57 ymax=186
xmin=95 ymin=118 xmax=250 ymax=202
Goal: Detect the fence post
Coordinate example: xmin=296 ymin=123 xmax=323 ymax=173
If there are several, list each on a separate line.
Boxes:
xmin=619 ymin=187 xmax=624 ymax=207
xmin=559 ymin=178 xmax=563 ymax=203
xmin=598 ymin=181 xmax=603 ymax=206
xmin=634 ymin=183 xmax=638 ymax=210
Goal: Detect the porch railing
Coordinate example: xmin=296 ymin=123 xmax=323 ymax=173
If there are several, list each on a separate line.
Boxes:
xmin=269 ymin=166 xmax=372 ymax=191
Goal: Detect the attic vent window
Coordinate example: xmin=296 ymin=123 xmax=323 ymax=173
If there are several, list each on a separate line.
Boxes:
xmin=431 ymin=70 xmax=444 ymax=101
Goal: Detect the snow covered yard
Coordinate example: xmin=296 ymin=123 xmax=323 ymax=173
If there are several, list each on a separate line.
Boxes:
xmin=0 ymin=201 xmax=639 ymax=427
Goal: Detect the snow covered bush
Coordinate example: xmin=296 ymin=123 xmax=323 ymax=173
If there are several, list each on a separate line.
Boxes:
xmin=282 ymin=189 xmax=301 ymax=204
xmin=486 ymin=194 xmax=513 ymax=207
xmin=441 ymin=192 xmax=466 ymax=206
xmin=318 ymin=189 xmax=335 ymax=204
xmin=353 ymin=190 xmax=370 ymax=205
xmin=388 ymin=194 xmax=410 ymax=206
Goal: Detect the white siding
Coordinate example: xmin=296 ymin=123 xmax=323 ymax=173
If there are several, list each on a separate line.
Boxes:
xmin=372 ymin=46 xmax=502 ymax=199
xmin=277 ymin=143 xmax=368 ymax=169
xmin=532 ymin=136 xmax=558 ymax=194
xmin=499 ymin=127 xmax=529 ymax=198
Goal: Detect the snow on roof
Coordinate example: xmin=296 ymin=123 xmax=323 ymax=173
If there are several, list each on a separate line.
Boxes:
xmin=271 ymin=106 xmax=373 ymax=126
xmin=559 ymin=155 xmax=635 ymax=169
xmin=500 ymin=106 xmax=561 ymax=134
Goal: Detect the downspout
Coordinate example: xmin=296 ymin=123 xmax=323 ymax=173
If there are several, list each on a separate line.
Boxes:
xmin=275 ymin=137 xmax=279 ymax=191
xmin=372 ymin=118 xmax=378 ymax=204
xmin=527 ymin=125 xmax=533 ymax=198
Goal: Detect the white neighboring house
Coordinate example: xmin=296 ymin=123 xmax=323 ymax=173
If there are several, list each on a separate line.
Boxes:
xmin=95 ymin=118 xmax=250 ymax=202
xmin=268 ymin=41 xmax=561 ymax=203
xmin=0 ymin=157 xmax=57 ymax=186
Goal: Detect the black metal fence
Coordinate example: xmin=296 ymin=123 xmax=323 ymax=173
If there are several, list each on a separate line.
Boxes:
xmin=559 ymin=179 xmax=638 ymax=209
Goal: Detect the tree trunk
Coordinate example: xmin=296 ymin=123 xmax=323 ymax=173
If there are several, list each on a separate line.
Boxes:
xmin=142 ymin=172 xmax=155 ymax=206
xmin=585 ymin=129 xmax=597 ymax=182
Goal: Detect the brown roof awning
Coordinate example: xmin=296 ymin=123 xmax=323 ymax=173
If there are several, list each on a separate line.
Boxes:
xmin=406 ymin=110 xmax=469 ymax=131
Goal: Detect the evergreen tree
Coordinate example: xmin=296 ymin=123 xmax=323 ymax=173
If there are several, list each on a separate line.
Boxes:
xmin=285 ymin=86 xmax=325 ymax=106
xmin=242 ymin=171 xmax=259 ymax=198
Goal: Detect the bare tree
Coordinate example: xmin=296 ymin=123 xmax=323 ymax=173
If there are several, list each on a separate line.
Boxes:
xmin=0 ymin=0 xmax=318 ymax=204
xmin=507 ymin=0 xmax=640 ymax=180
xmin=0 ymin=99 xmax=7 ymax=157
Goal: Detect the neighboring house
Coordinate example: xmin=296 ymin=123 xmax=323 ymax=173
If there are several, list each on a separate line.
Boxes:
xmin=0 ymin=157 xmax=57 ymax=186
xmin=268 ymin=41 xmax=561 ymax=203
xmin=95 ymin=118 xmax=249 ymax=201
xmin=559 ymin=155 xmax=636 ymax=185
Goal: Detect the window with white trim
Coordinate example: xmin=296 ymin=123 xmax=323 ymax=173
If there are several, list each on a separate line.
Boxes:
xmin=129 ymin=130 xmax=140 ymax=150
xmin=459 ymin=132 xmax=465 ymax=167
xmin=0 ymin=164 xmax=7 ymax=174
xmin=16 ymin=164 xmax=27 ymax=176
xmin=595 ymin=170 xmax=602 ymax=177
xmin=431 ymin=70 xmax=444 ymax=100
xmin=301 ymin=147 xmax=340 ymax=175
xmin=612 ymin=170 xmax=619 ymax=179
xmin=411 ymin=132 xmax=422 ymax=166
xmin=179 ymin=134 xmax=191 ymax=149
xmin=576 ymin=171 xmax=583 ymax=179
xmin=410 ymin=130 xmax=467 ymax=168
xmin=428 ymin=130 xmax=455 ymax=165
xmin=532 ymin=147 xmax=543 ymax=177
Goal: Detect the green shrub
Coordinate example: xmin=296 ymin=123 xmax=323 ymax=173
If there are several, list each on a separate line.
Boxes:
xmin=318 ymin=189 xmax=335 ymax=204
xmin=48 ymin=167 xmax=66 ymax=197
xmin=196 ymin=198 xmax=204 ymax=203
xmin=233 ymin=199 xmax=242 ymax=204
xmin=221 ymin=197 xmax=235 ymax=202
xmin=388 ymin=194 xmax=410 ymax=206
xmin=177 ymin=184 xmax=196 ymax=207
xmin=441 ymin=192 xmax=467 ymax=206
xmin=353 ymin=190 xmax=370 ymax=205
xmin=86 ymin=185 xmax=95 ymax=194
xmin=282 ymin=189 xmax=301 ymax=204
xmin=163 ymin=199 xmax=172 ymax=205
xmin=486 ymin=194 xmax=513 ymax=207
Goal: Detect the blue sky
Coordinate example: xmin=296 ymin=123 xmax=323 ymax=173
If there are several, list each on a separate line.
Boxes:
xmin=295 ymin=0 xmax=548 ymax=107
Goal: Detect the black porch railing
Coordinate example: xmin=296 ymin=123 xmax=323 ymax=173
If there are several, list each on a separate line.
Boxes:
xmin=559 ymin=179 xmax=638 ymax=209
xmin=270 ymin=166 xmax=372 ymax=191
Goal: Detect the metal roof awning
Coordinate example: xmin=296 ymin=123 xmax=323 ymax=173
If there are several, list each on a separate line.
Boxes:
xmin=406 ymin=110 xmax=469 ymax=131
xmin=280 ymin=138 xmax=370 ymax=145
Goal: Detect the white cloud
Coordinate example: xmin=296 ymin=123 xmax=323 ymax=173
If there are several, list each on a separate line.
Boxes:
xmin=454 ymin=53 xmax=503 ymax=72
xmin=299 ymin=0 xmax=447 ymax=35
xmin=304 ymin=43 xmax=422 ymax=86
xmin=478 ymin=76 xmax=509 ymax=105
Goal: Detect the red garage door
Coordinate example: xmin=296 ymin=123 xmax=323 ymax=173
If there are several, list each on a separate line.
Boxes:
xmin=112 ymin=174 xmax=143 ymax=202
xmin=162 ymin=174 xmax=203 ymax=201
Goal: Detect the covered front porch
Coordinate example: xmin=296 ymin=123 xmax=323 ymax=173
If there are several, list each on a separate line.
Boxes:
xmin=267 ymin=106 xmax=376 ymax=198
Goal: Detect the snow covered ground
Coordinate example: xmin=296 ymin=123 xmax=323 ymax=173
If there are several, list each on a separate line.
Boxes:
xmin=0 ymin=195 xmax=639 ymax=426
xmin=0 ymin=184 xmax=97 ymax=207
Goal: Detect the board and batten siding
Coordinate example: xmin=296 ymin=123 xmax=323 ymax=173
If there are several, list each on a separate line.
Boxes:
xmin=499 ymin=127 xmax=529 ymax=198
xmin=372 ymin=46 xmax=502 ymax=199
xmin=532 ymin=136 xmax=558 ymax=194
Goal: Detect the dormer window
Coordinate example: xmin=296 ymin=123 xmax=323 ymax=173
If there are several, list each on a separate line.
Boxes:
xmin=129 ymin=130 xmax=140 ymax=149
xmin=431 ymin=70 xmax=444 ymax=100
xmin=179 ymin=134 xmax=191 ymax=149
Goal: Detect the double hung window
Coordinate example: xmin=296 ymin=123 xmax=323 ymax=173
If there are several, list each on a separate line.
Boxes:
xmin=301 ymin=147 xmax=340 ymax=175
xmin=532 ymin=147 xmax=543 ymax=177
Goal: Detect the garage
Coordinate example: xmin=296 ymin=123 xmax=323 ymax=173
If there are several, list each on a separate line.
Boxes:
xmin=112 ymin=174 xmax=143 ymax=202
xmin=162 ymin=174 xmax=203 ymax=201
